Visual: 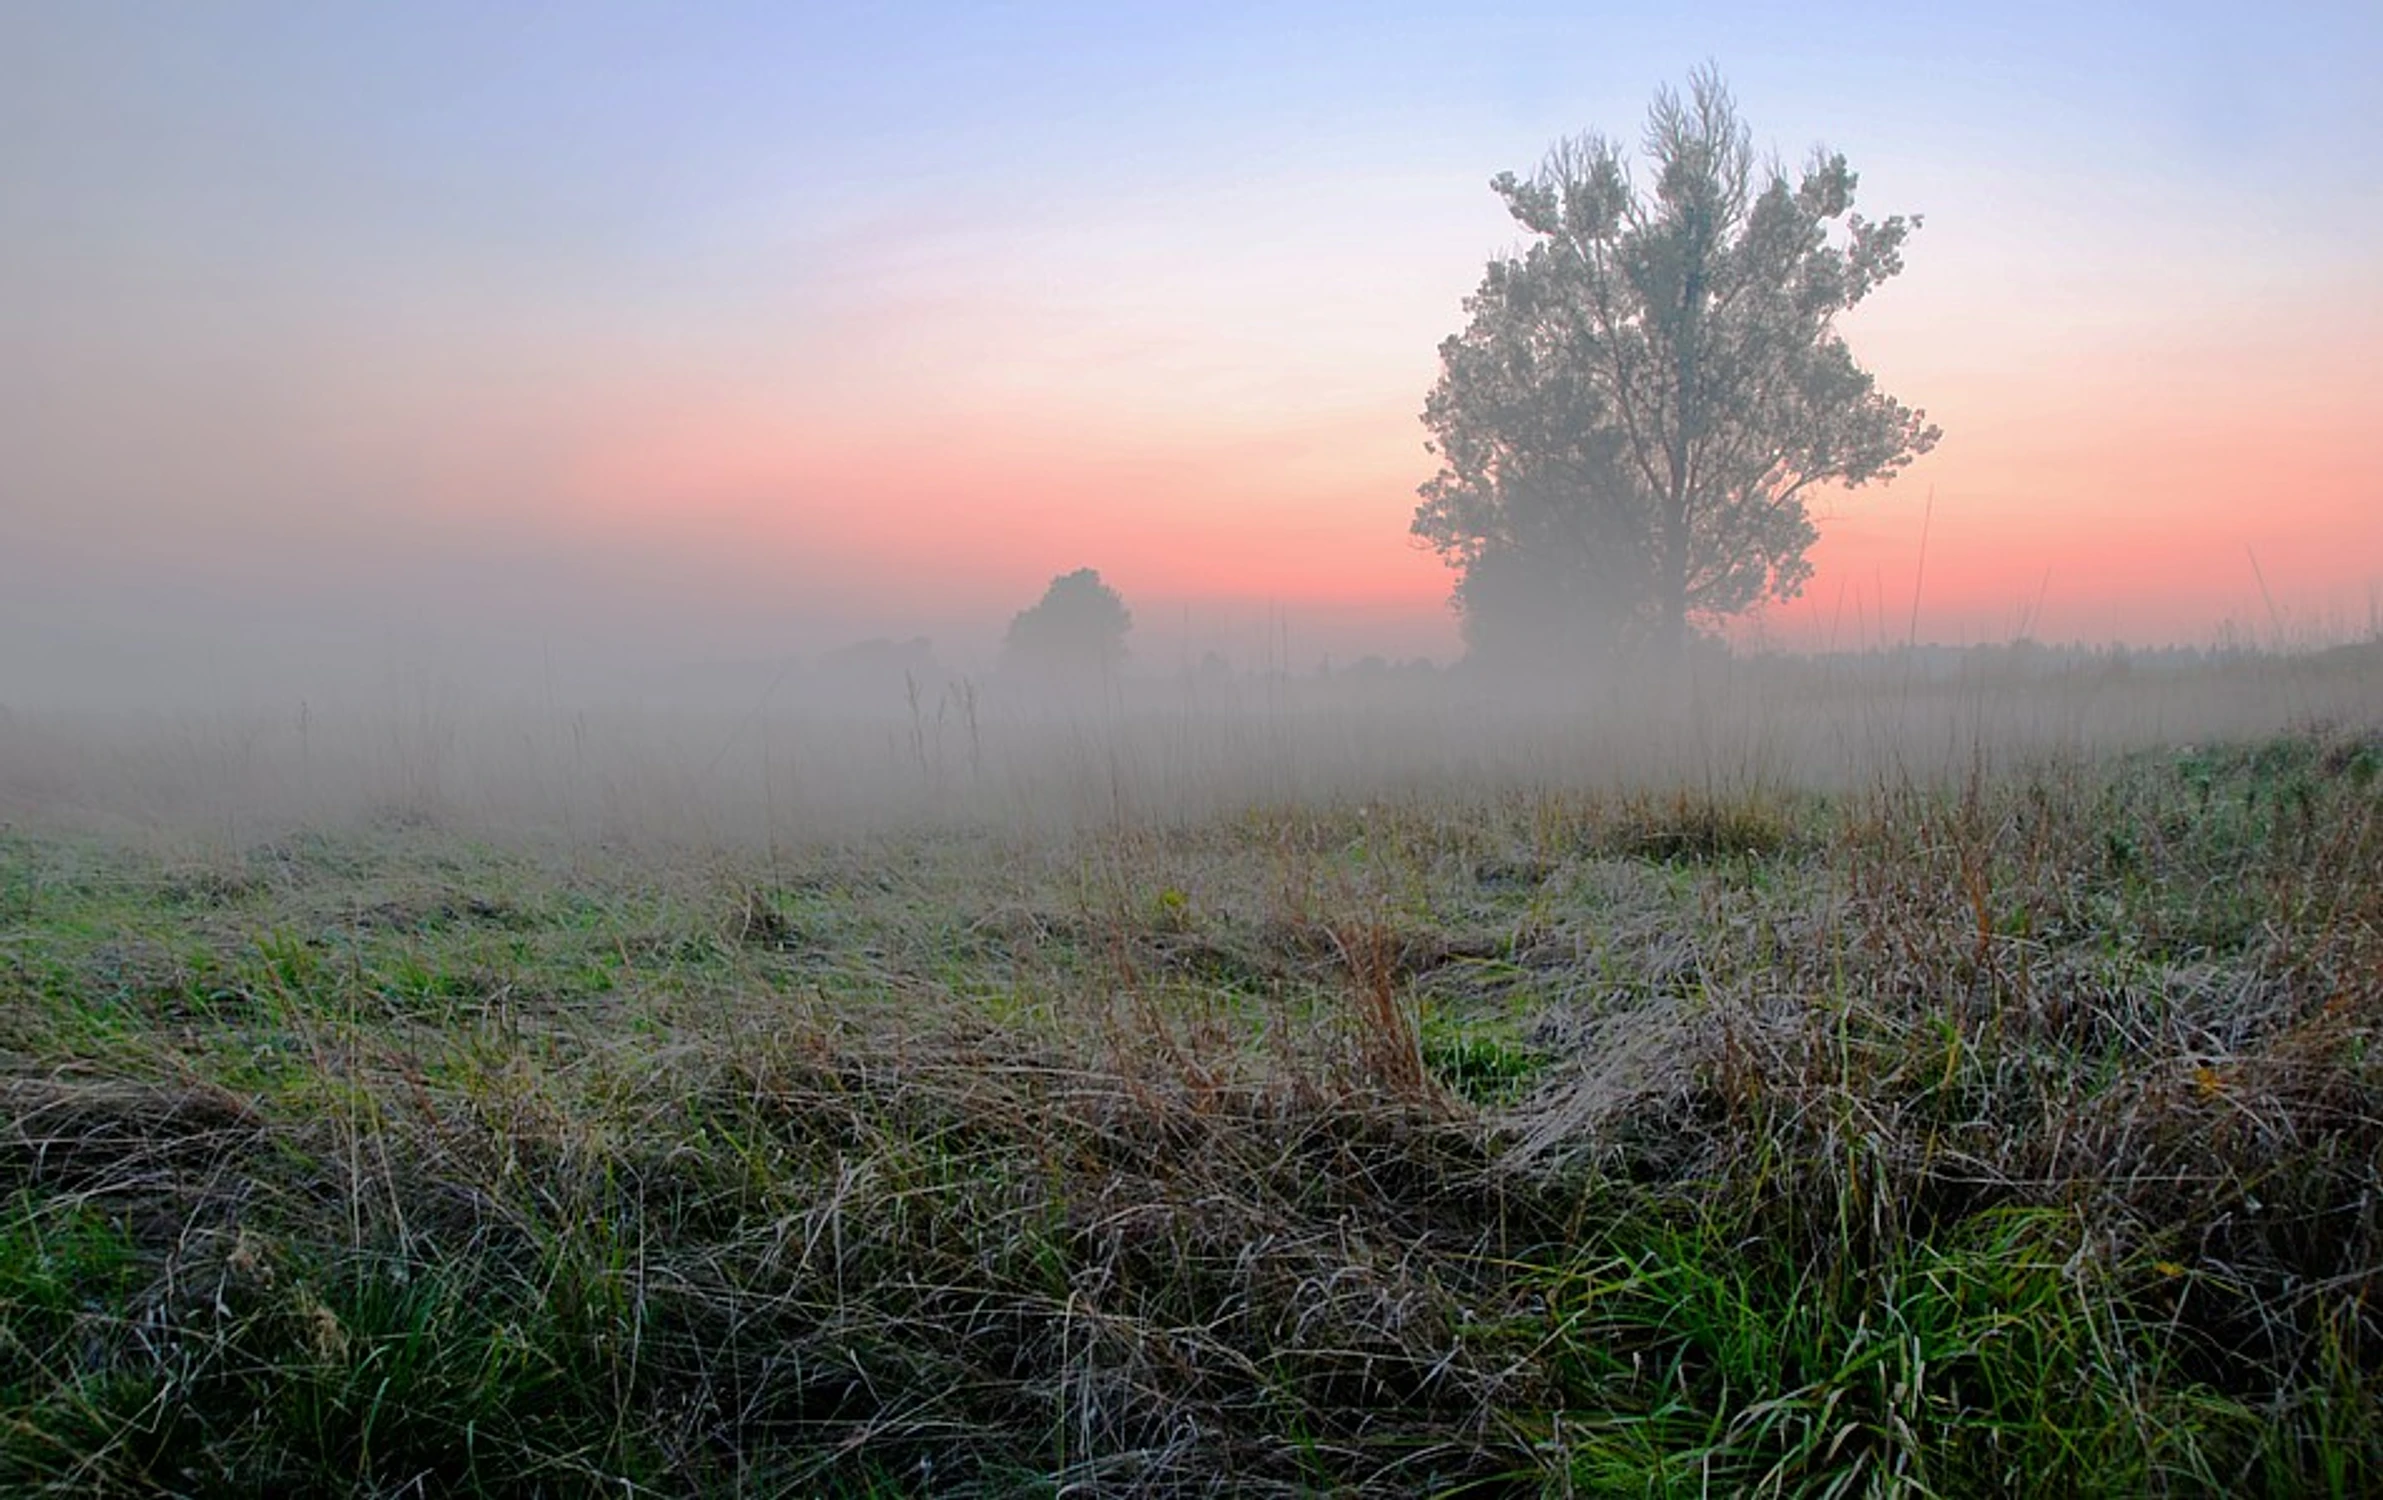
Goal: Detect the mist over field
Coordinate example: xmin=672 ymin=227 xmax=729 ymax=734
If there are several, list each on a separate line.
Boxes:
xmin=7 ymin=3 xmax=2382 ymax=738
xmin=0 ymin=640 xmax=2376 ymax=854
xmin=5 ymin=6 xmax=2381 ymax=1494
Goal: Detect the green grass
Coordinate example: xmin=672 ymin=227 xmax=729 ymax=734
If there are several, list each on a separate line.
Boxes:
xmin=1 ymin=728 xmax=2377 ymax=1494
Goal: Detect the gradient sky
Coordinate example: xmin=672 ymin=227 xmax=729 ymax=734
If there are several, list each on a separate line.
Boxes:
xmin=5 ymin=1 xmax=2380 ymax=701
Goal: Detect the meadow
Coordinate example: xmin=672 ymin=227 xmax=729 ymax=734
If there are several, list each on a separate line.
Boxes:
xmin=1 ymin=644 xmax=2378 ymax=1495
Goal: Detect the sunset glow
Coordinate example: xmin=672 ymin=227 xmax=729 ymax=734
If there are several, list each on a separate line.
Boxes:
xmin=5 ymin=2 xmax=2379 ymax=701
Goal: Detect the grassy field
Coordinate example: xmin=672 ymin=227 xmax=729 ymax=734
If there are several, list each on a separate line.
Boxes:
xmin=2 ymin=696 xmax=2379 ymax=1494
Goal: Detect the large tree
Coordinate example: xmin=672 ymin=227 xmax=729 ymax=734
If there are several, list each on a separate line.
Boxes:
xmin=1414 ymin=69 xmax=1940 ymax=661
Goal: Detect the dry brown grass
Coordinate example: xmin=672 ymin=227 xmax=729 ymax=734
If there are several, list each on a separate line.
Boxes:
xmin=0 ymin=703 xmax=2376 ymax=1494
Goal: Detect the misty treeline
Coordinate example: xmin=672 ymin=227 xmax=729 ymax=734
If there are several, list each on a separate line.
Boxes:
xmin=989 ymin=69 xmax=1937 ymax=689
xmin=743 ymin=634 xmax=2352 ymax=722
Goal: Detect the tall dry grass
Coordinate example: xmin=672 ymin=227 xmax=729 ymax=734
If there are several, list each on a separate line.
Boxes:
xmin=0 ymin=648 xmax=2376 ymax=1493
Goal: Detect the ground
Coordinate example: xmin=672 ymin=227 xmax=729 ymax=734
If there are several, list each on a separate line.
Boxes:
xmin=1 ymin=726 xmax=2377 ymax=1495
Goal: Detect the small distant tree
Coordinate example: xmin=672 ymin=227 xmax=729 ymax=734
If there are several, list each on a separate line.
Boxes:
xmin=1004 ymin=568 xmax=1131 ymax=681
xmin=1414 ymin=68 xmax=1940 ymax=661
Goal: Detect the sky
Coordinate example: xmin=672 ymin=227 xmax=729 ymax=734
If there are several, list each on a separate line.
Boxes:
xmin=4 ymin=1 xmax=2379 ymax=703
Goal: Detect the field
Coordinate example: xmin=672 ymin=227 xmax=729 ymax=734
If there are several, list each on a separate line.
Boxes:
xmin=2 ymin=651 xmax=2379 ymax=1495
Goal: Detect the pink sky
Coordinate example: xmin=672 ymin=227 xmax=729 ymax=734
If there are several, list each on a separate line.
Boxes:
xmin=4 ymin=3 xmax=2379 ymax=702
xmin=522 ymin=236 xmax=2381 ymax=661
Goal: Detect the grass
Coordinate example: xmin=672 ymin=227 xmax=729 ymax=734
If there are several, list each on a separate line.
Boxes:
xmin=0 ymin=722 xmax=2377 ymax=1495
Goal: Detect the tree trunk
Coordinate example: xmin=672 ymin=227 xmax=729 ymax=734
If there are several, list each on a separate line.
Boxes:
xmin=1655 ymin=499 xmax=1690 ymax=658
xmin=1654 ymin=586 xmax=1688 ymax=658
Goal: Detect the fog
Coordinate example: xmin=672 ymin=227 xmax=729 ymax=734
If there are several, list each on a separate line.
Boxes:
xmin=7 ymin=8 xmax=2378 ymax=845
xmin=6 ymin=640 xmax=2376 ymax=854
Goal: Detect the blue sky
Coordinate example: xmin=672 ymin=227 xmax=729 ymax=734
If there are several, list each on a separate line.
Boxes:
xmin=4 ymin=1 xmax=2379 ymax=703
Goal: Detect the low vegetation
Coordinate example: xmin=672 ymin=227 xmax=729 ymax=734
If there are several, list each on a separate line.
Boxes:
xmin=2 ymin=722 xmax=2377 ymax=1495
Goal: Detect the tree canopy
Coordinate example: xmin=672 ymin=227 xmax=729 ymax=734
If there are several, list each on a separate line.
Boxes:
xmin=1413 ymin=69 xmax=1940 ymax=663
xmin=1003 ymin=568 xmax=1131 ymax=681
